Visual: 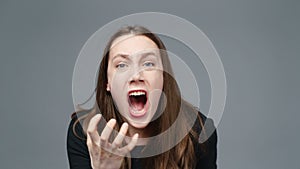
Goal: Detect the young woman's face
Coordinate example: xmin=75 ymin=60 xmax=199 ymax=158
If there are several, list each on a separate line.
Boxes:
xmin=107 ymin=35 xmax=164 ymax=129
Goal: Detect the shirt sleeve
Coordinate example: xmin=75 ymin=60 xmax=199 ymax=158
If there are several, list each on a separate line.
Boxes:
xmin=195 ymin=116 xmax=218 ymax=169
xmin=67 ymin=116 xmax=92 ymax=169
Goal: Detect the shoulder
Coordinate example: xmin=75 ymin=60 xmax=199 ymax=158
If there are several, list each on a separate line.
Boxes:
xmin=67 ymin=112 xmax=92 ymax=168
xmin=192 ymin=111 xmax=216 ymax=138
xmin=192 ymin=111 xmax=218 ymax=169
xmin=68 ymin=112 xmax=88 ymax=139
xmin=193 ymin=110 xmax=218 ymax=146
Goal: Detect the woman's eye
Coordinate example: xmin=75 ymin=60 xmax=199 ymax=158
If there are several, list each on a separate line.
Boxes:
xmin=116 ymin=63 xmax=127 ymax=69
xmin=143 ymin=62 xmax=155 ymax=67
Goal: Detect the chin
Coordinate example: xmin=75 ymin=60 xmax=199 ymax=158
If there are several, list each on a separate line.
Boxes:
xmin=128 ymin=121 xmax=150 ymax=129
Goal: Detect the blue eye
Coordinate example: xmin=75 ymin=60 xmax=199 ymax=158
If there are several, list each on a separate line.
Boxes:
xmin=144 ymin=62 xmax=155 ymax=67
xmin=116 ymin=63 xmax=127 ymax=69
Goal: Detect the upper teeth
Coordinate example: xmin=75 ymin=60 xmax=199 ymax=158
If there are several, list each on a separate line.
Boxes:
xmin=129 ymin=91 xmax=146 ymax=96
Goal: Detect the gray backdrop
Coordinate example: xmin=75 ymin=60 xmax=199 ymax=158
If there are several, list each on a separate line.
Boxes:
xmin=0 ymin=0 xmax=299 ymax=169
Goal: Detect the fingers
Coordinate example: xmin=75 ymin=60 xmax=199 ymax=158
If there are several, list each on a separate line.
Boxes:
xmin=87 ymin=115 xmax=139 ymax=158
xmin=126 ymin=133 xmax=139 ymax=151
xmin=87 ymin=114 xmax=102 ymax=146
xmin=86 ymin=114 xmax=102 ymax=164
xmin=100 ymin=119 xmax=117 ymax=146
xmin=111 ymin=122 xmax=128 ymax=150
xmin=119 ymin=133 xmax=139 ymax=155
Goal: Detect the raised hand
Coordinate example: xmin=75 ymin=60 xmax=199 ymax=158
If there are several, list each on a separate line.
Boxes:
xmin=86 ymin=114 xmax=139 ymax=169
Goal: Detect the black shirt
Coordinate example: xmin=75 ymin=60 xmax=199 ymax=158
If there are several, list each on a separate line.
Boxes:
xmin=67 ymin=113 xmax=217 ymax=169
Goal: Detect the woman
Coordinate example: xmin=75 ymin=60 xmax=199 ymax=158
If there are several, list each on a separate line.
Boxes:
xmin=67 ymin=25 xmax=217 ymax=169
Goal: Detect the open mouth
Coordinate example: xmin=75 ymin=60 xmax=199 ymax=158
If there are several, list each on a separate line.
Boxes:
xmin=128 ymin=90 xmax=148 ymax=117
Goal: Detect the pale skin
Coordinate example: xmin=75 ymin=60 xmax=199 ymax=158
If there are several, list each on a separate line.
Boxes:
xmin=87 ymin=114 xmax=139 ymax=169
xmin=86 ymin=35 xmax=164 ymax=169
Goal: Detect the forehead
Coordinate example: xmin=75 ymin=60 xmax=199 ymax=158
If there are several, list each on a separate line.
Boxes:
xmin=109 ymin=35 xmax=159 ymax=58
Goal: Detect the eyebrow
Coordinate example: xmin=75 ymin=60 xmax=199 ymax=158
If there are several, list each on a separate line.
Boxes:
xmin=112 ymin=54 xmax=129 ymax=62
xmin=112 ymin=51 xmax=158 ymax=61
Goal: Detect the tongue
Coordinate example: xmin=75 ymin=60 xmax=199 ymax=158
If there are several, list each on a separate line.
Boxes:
xmin=130 ymin=96 xmax=146 ymax=111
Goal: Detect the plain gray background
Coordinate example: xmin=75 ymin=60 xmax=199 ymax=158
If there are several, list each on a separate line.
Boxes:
xmin=0 ymin=0 xmax=299 ymax=169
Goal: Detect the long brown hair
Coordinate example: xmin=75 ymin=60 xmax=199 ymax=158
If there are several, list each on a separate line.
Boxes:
xmin=74 ymin=25 xmax=206 ymax=169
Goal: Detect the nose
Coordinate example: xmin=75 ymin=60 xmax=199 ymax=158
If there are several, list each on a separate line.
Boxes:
xmin=129 ymin=69 xmax=144 ymax=83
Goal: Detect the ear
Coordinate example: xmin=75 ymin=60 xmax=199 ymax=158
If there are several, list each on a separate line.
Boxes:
xmin=106 ymin=83 xmax=110 ymax=91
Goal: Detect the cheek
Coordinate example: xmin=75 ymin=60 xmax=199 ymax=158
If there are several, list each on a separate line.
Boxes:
xmin=149 ymin=71 xmax=164 ymax=89
xmin=109 ymin=74 xmax=128 ymax=109
xmin=109 ymin=72 xmax=131 ymax=95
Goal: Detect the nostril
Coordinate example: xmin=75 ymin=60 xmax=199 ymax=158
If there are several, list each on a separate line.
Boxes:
xmin=129 ymin=79 xmax=144 ymax=84
xmin=129 ymin=71 xmax=144 ymax=82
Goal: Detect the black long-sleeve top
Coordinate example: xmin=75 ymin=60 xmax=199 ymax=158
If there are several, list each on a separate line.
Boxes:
xmin=67 ymin=112 xmax=217 ymax=169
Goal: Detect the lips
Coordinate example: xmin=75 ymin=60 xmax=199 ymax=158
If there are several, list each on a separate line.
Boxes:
xmin=128 ymin=89 xmax=149 ymax=117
